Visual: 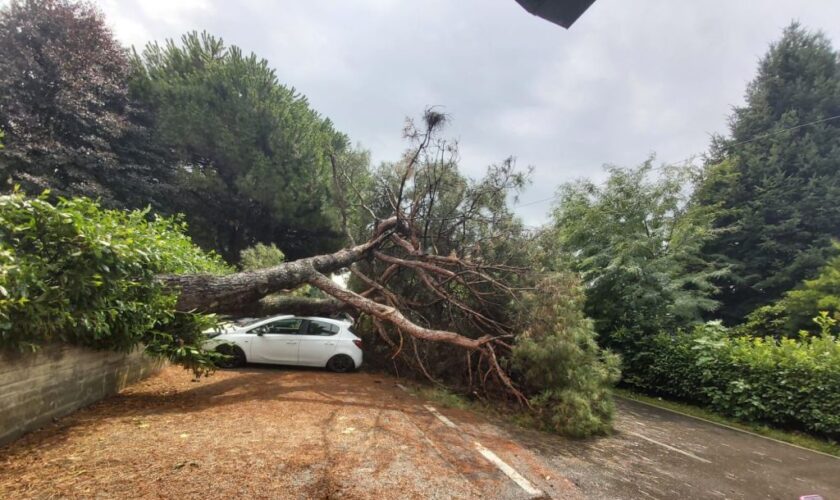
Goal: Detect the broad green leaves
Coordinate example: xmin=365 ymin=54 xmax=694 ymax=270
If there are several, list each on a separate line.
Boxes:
xmin=0 ymin=192 xmax=230 ymax=375
xmin=776 ymin=242 xmax=840 ymax=335
xmin=630 ymin=318 xmax=840 ymax=438
xmin=551 ymin=161 xmax=724 ymax=349
xmin=239 ymin=243 xmax=285 ymax=271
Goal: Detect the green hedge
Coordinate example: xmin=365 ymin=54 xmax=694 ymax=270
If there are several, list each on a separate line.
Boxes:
xmin=0 ymin=191 xmax=231 ymax=375
xmin=624 ymin=315 xmax=840 ymax=438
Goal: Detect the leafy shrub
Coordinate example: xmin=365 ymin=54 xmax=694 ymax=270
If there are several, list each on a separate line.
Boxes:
xmin=0 ymin=192 xmax=231 ymax=375
xmin=781 ymin=243 xmax=840 ymax=335
xmin=239 ymin=242 xmax=285 ymax=271
xmin=512 ymin=274 xmax=621 ymax=437
xmin=736 ymin=302 xmax=790 ymax=338
xmin=550 ymin=161 xmax=724 ymax=351
xmin=737 ymin=244 xmax=840 ymax=338
xmin=626 ymin=315 xmax=840 ymax=438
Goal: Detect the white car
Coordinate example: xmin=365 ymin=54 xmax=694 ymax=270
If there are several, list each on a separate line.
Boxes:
xmin=204 ymin=315 xmax=363 ymax=372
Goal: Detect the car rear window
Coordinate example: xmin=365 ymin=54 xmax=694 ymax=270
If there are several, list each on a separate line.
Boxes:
xmin=307 ymin=320 xmax=339 ymax=336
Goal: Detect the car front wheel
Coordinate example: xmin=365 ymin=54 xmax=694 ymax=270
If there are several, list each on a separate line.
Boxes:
xmin=326 ymin=354 xmax=355 ymax=373
xmin=216 ymin=344 xmax=246 ymax=368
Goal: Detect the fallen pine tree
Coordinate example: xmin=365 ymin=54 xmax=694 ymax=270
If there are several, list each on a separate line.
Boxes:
xmin=158 ymin=111 xmax=531 ymax=402
xmin=1 ymin=112 xmax=619 ymax=436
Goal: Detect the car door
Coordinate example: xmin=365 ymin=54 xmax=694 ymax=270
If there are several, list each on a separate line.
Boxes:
xmin=246 ymin=317 xmax=304 ymax=365
xmin=296 ymin=319 xmax=339 ymax=366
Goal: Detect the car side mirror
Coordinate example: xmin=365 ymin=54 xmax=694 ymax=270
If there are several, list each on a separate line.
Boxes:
xmin=256 ymin=331 xmax=264 ymax=336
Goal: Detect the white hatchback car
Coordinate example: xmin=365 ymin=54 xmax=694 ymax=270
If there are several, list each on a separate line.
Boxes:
xmin=204 ymin=315 xmax=363 ymax=372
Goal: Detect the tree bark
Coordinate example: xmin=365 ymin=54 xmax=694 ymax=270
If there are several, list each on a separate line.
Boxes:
xmin=233 ymin=295 xmax=353 ymax=317
xmin=305 ymin=272 xmax=494 ymax=350
xmin=158 ymin=218 xmax=395 ymax=314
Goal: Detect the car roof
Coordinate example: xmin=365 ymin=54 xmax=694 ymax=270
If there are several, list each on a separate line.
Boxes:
xmin=300 ymin=316 xmax=349 ymax=327
xmin=251 ymin=315 xmax=348 ymax=327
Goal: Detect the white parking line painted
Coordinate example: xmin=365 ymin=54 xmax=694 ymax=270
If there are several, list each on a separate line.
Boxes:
xmin=628 ymin=431 xmax=712 ymax=464
xmin=419 ymin=402 xmax=543 ymax=497
xmin=474 ymin=442 xmax=544 ymax=497
xmin=617 ymin=395 xmax=840 ymax=460
xmin=424 ymin=405 xmax=458 ymax=429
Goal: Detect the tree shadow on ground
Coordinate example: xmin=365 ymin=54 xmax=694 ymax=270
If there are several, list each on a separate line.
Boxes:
xmin=0 ymin=365 xmax=418 ymax=458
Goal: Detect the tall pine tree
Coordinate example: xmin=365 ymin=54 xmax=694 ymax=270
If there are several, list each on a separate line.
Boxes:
xmin=130 ymin=32 xmax=355 ymax=260
xmin=698 ymin=23 xmax=840 ymax=323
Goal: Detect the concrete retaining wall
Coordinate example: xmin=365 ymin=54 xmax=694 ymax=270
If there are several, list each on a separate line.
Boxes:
xmin=0 ymin=345 xmax=162 ymax=446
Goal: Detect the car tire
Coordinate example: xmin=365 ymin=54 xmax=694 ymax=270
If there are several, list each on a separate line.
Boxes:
xmin=216 ymin=344 xmax=246 ymax=368
xmin=326 ymin=354 xmax=355 ymax=373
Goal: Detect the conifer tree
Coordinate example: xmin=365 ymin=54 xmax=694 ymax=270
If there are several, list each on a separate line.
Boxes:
xmin=698 ymin=23 xmax=840 ymax=323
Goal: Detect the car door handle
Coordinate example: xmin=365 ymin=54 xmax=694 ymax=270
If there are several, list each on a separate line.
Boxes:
xmin=325 ymin=342 xmax=335 ymax=345
xmin=286 ymin=341 xmax=298 ymax=344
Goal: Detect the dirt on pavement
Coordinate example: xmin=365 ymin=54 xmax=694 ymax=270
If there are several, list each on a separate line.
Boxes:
xmin=1 ymin=365 xmax=838 ymax=499
xmin=520 ymin=398 xmax=840 ymax=500
xmin=0 ymin=365 xmax=577 ymax=499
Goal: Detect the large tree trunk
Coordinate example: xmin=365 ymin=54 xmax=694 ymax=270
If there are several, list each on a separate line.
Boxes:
xmin=234 ymin=295 xmax=353 ymax=317
xmin=158 ymin=218 xmax=395 ymax=315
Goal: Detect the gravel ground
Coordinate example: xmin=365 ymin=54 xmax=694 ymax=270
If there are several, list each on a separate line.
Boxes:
xmin=3 ymin=365 xmax=836 ymax=499
xmin=0 ymin=365 xmax=574 ymax=499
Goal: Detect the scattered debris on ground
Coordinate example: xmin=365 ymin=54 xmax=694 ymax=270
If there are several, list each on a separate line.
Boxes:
xmin=0 ymin=366 xmax=573 ymax=499
xmin=2 ymin=366 xmax=838 ymax=499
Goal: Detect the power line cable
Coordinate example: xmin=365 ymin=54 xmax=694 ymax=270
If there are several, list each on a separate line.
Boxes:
xmin=517 ymin=195 xmax=555 ymax=207
xmin=722 ymin=113 xmax=840 ymax=151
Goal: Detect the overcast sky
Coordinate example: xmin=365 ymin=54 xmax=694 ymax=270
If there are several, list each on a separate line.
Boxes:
xmin=92 ymin=0 xmax=840 ymax=226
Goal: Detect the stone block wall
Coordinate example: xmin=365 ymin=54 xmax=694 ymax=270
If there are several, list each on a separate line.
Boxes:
xmin=0 ymin=345 xmax=162 ymax=446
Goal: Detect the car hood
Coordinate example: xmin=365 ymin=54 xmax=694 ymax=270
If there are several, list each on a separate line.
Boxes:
xmin=203 ymin=323 xmax=239 ymax=338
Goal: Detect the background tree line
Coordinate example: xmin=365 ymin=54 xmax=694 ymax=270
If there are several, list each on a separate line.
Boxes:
xmin=0 ymin=0 xmax=363 ymax=262
xmin=546 ymin=23 xmax=840 ymax=438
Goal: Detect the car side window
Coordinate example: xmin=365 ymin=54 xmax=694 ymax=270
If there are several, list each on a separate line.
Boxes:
xmin=252 ymin=318 xmax=302 ymax=335
xmin=306 ymin=320 xmax=339 ymax=336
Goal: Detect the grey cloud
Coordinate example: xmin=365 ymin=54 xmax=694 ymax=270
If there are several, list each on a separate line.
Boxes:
xmin=93 ymin=0 xmax=840 ymax=226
